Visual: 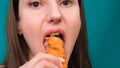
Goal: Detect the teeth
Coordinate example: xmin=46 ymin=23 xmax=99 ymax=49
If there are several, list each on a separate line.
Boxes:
xmin=44 ymin=40 xmax=48 ymax=46
xmin=50 ymin=32 xmax=60 ymax=36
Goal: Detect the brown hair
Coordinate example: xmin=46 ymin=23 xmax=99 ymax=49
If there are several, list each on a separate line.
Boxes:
xmin=5 ymin=0 xmax=92 ymax=68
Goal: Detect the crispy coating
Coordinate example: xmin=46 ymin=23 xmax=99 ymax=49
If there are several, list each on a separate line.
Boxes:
xmin=45 ymin=35 xmax=67 ymax=68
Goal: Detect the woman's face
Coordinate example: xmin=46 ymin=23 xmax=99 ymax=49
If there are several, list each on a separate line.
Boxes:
xmin=18 ymin=0 xmax=81 ymax=61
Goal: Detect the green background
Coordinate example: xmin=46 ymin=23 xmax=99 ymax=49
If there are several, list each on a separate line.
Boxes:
xmin=0 ymin=0 xmax=120 ymax=68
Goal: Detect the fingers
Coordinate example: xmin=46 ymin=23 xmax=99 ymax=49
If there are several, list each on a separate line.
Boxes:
xmin=33 ymin=60 xmax=58 ymax=68
xmin=19 ymin=52 xmax=65 ymax=68
xmin=29 ymin=52 xmax=64 ymax=67
xmin=19 ymin=60 xmax=58 ymax=68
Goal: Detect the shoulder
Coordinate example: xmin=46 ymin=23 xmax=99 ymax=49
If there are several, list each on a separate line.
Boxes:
xmin=0 ymin=65 xmax=4 ymax=68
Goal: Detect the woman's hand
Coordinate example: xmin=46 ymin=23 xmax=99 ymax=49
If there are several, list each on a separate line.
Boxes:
xmin=19 ymin=52 xmax=65 ymax=68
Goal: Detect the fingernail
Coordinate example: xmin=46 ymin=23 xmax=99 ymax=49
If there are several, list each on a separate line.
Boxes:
xmin=58 ymin=57 xmax=65 ymax=62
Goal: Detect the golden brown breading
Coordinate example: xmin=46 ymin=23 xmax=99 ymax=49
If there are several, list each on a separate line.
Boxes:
xmin=45 ymin=35 xmax=67 ymax=68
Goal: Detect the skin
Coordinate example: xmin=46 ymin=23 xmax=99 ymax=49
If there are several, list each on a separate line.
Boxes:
xmin=18 ymin=0 xmax=81 ymax=67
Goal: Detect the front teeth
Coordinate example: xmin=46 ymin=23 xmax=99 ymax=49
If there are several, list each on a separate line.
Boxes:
xmin=50 ymin=32 xmax=60 ymax=36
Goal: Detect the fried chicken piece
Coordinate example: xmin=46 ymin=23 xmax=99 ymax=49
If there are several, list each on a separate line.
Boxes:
xmin=45 ymin=35 xmax=67 ymax=68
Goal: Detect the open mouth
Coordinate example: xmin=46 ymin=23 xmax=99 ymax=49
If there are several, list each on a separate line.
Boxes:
xmin=43 ymin=32 xmax=65 ymax=48
xmin=46 ymin=32 xmax=64 ymax=41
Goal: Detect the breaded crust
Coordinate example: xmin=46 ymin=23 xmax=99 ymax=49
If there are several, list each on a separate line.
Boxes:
xmin=45 ymin=35 xmax=67 ymax=68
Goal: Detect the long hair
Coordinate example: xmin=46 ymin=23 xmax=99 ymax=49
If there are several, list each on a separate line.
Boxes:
xmin=5 ymin=0 xmax=92 ymax=68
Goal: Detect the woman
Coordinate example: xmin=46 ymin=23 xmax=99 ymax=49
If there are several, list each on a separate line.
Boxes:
xmin=4 ymin=0 xmax=91 ymax=68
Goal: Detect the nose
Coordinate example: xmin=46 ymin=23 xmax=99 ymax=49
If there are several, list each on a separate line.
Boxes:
xmin=47 ymin=5 xmax=62 ymax=24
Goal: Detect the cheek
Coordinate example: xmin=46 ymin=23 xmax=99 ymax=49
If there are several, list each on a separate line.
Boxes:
xmin=19 ymin=17 xmax=39 ymax=37
xmin=64 ymin=7 xmax=81 ymax=60
xmin=19 ymin=19 xmax=40 ymax=49
xmin=65 ymin=19 xmax=81 ymax=61
xmin=18 ymin=2 xmax=48 ymax=54
xmin=72 ymin=16 xmax=81 ymax=37
xmin=66 ymin=6 xmax=81 ymax=41
xmin=64 ymin=5 xmax=81 ymax=36
xmin=18 ymin=12 xmax=45 ymax=54
xmin=19 ymin=8 xmax=44 ymax=38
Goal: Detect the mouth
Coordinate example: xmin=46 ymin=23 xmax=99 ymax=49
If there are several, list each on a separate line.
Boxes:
xmin=45 ymin=32 xmax=64 ymax=41
xmin=43 ymin=31 xmax=65 ymax=49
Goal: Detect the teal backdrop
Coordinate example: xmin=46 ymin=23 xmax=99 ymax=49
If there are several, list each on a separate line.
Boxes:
xmin=84 ymin=0 xmax=120 ymax=68
xmin=0 ymin=0 xmax=120 ymax=68
xmin=0 ymin=0 xmax=9 ymax=64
